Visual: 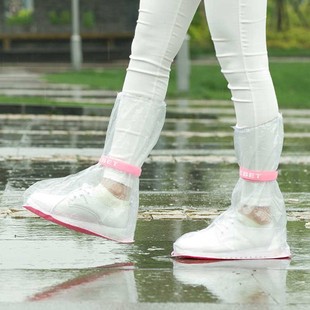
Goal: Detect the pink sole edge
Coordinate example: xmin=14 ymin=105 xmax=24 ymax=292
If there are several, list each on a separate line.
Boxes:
xmin=171 ymin=252 xmax=291 ymax=261
xmin=23 ymin=205 xmax=134 ymax=244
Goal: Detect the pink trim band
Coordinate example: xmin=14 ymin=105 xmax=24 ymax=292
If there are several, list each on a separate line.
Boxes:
xmin=239 ymin=167 xmax=278 ymax=182
xmin=99 ymin=156 xmax=142 ymax=177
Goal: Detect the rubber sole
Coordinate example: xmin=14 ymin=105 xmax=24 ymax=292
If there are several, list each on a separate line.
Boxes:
xmin=23 ymin=205 xmax=134 ymax=244
xmin=171 ymin=248 xmax=291 ymax=260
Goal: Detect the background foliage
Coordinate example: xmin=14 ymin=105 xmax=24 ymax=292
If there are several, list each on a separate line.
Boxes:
xmin=189 ymin=0 xmax=310 ymax=56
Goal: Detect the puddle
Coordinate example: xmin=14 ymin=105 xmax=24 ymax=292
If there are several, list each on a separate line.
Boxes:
xmin=0 ymin=219 xmax=309 ymax=304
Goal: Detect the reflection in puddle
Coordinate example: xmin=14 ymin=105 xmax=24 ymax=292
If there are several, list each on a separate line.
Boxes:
xmin=173 ymin=259 xmax=290 ymax=305
xmin=29 ymin=263 xmax=136 ymax=303
xmin=0 ymin=218 xmax=133 ymax=270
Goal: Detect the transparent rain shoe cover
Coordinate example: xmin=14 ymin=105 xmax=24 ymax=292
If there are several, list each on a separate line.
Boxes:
xmin=23 ymin=93 xmax=166 ymax=243
xmin=23 ymin=160 xmax=140 ymax=243
xmin=172 ymin=115 xmax=291 ymax=259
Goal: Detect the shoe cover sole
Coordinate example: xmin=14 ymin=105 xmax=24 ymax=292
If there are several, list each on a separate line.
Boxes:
xmin=23 ymin=205 xmax=134 ymax=244
xmin=171 ymin=247 xmax=291 ymax=260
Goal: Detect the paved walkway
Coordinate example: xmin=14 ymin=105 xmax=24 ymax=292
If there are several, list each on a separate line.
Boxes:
xmin=0 ymin=68 xmax=309 ymax=308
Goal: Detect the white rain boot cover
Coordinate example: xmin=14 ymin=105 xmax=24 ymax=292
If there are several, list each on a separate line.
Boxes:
xmin=23 ymin=93 xmax=166 ymax=243
xmin=173 ymin=114 xmax=291 ymax=259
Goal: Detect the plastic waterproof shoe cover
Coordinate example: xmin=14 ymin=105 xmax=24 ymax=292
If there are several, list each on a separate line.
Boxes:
xmin=23 ymin=93 xmax=166 ymax=243
xmin=102 ymin=92 xmax=166 ymax=186
xmin=172 ymin=115 xmax=291 ymax=259
xmin=23 ymin=159 xmax=139 ymax=243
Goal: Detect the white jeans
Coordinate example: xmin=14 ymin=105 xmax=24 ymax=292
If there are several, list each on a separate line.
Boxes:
xmin=105 ymin=0 xmax=280 ymax=183
xmin=122 ymin=0 xmax=279 ymax=127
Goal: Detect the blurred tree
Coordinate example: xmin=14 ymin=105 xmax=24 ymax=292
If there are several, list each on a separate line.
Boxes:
xmin=268 ymin=0 xmax=310 ymax=31
xmin=290 ymin=0 xmax=309 ymax=27
xmin=275 ymin=0 xmax=287 ymax=31
xmin=188 ymin=0 xmax=310 ymax=55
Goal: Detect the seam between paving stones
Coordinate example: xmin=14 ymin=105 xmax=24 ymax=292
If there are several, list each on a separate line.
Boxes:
xmin=1 ymin=208 xmax=310 ymax=223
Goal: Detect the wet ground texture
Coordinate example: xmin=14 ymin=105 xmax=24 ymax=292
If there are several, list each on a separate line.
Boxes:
xmin=0 ymin=68 xmax=310 ymax=309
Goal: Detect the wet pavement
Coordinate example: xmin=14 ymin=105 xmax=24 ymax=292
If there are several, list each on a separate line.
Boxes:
xmin=0 ymin=71 xmax=310 ymax=308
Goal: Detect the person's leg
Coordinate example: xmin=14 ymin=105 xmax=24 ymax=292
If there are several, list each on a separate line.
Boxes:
xmin=123 ymin=0 xmax=201 ymax=102
xmin=204 ymin=0 xmax=279 ymax=128
xmin=173 ymin=0 xmax=290 ymax=259
xmin=102 ymin=0 xmax=201 ymax=187
xmin=23 ymin=0 xmax=200 ymax=243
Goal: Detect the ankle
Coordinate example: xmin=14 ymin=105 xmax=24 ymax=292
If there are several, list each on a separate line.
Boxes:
xmin=239 ymin=205 xmax=271 ymax=225
xmin=102 ymin=178 xmax=130 ymax=200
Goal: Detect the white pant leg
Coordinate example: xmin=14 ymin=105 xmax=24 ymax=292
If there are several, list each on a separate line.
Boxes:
xmin=204 ymin=0 xmax=279 ymax=127
xmin=122 ymin=0 xmax=201 ymax=102
xmin=104 ymin=0 xmax=200 ymax=185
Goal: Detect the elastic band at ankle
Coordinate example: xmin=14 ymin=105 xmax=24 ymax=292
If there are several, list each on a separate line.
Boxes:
xmin=99 ymin=156 xmax=142 ymax=177
xmin=239 ymin=167 xmax=278 ymax=182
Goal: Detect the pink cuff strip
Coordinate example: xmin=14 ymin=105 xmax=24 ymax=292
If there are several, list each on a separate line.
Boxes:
xmin=239 ymin=167 xmax=278 ymax=182
xmin=99 ymin=156 xmax=142 ymax=177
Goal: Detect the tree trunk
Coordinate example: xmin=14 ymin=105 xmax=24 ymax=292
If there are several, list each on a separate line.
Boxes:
xmin=276 ymin=0 xmax=285 ymax=31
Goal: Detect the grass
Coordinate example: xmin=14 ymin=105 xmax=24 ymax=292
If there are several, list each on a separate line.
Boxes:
xmin=1 ymin=61 xmax=309 ymax=109
xmin=269 ymin=63 xmax=310 ymax=109
xmin=0 ymin=69 xmax=125 ymax=108
xmin=268 ymin=48 xmax=310 ymax=58
xmin=169 ymin=65 xmax=229 ymax=101
xmin=46 ymin=69 xmax=127 ymax=90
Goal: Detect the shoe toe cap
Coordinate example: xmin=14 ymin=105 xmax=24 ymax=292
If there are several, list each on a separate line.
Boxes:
xmin=25 ymin=192 xmax=65 ymax=213
xmin=173 ymin=231 xmax=203 ymax=253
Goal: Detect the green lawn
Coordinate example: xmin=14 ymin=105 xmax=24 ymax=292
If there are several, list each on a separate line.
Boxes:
xmin=45 ymin=62 xmax=310 ymax=109
xmin=45 ymin=68 xmax=126 ymax=91
xmin=171 ymin=62 xmax=310 ymax=108
xmin=268 ymin=63 xmax=310 ymax=109
xmin=1 ymin=62 xmax=309 ymax=109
